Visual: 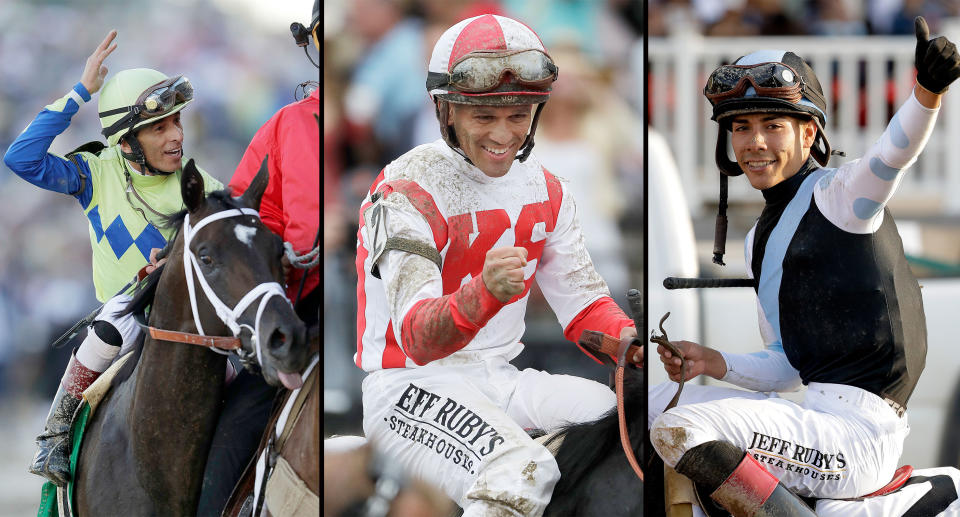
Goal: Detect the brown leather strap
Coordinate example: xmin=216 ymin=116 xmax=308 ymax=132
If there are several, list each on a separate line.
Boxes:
xmin=649 ymin=313 xmax=685 ymax=412
xmin=276 ymin=367 xmax=318 ymax=450
xmin=147 ymin=327 xmax=242 ymax=350
xmin=616 ymin=337 xmax=644 ymax=482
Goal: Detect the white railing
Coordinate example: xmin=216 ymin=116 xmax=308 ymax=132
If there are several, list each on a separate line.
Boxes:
xmin=649 ymin=21 xmax=960 ymax=216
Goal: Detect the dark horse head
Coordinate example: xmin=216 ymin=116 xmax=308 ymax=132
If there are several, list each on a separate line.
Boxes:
xmin=173 ymin=158 xmax=310 ymax=388
xmin=75 ymin=158 xmax=312 ymax=516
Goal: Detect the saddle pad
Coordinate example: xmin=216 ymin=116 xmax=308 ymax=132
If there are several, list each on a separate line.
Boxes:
xmin=535 ymin=432 xmax=565 ymax=457
xmin=263 ymin=456 xmax=319 ymax=517
xmin=36 ymin=353 xmax=136 ymax=516
xmin=83 ymin=352 xmax=134 ymax=412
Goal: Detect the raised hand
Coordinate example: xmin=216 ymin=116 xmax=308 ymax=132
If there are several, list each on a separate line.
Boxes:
xmin=914 ymin=16 xmax=960 ymax=95
xmin=81 ymin=30 xmax=118 ymax=95
xmin=481 ymin=246 xmax=528 ymax=303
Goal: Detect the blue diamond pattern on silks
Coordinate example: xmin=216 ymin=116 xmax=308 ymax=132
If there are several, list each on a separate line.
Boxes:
xmin=87 ymin=205 xmax=105 ymax=242
xmin=104 ymin=216 xmax=135 ymax=259
xmin=134 ymin=224 xmax=166 ymax=261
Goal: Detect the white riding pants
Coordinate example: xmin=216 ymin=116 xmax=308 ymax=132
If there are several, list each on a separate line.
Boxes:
xmin=362 ymin=356 xmax=615 ymax=516
xmin=648 ymin=381 xmax=909 ymax=499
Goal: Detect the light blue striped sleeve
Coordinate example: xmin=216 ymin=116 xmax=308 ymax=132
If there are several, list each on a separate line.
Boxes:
xmin=3 ymin=82 xmax=92 ymax=195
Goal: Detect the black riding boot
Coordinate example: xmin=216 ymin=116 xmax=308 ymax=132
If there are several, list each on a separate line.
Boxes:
xmin=676 ymin=440 xmax=817 ymax=517
xmin=29 ymin=352 xmax=101 ymax=487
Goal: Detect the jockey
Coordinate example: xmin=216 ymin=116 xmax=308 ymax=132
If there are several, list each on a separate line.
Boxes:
xmin=1 ymin=31 xmax=267 ymax=514
xmin=356 ymin=14 xmax=636 ymax=517
xmin=229 ymin=0 xmax=320 ymax=326
xmin=644 ymin=17 xmax=960 ymax=516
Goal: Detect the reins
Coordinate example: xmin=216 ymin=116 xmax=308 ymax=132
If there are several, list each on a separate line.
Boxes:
xmin=615 ymin=336 xmax=644 ymax=482
xmin=614 ymin=312 xmax=686 ymax=483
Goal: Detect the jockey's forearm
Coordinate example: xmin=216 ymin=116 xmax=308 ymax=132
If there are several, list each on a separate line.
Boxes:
xmin=399 ymin=275 xmax=505 ymax=365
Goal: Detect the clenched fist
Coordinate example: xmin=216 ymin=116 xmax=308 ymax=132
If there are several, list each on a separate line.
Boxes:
xmin=481 ymin=247 xmax=528 ymax=303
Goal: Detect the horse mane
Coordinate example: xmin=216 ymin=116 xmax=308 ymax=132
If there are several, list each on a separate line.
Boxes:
xmin=545 ymin=369 xmax=646 ymax=500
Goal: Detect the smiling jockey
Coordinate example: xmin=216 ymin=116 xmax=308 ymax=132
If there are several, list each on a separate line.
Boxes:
xmin=645 ymin=17 xmax=960 ymax=517
xmin=1 ymin=29 xmax=272 ymax=516
xmin=356 ymin=14 xmax=637 ymax=517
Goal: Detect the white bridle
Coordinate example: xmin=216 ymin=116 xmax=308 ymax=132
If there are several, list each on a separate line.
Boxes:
xmin=182 ymin=207 xmax=290 ymax=367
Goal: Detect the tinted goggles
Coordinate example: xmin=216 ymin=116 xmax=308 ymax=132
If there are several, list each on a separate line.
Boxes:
xmin=704 ymin=62 xmax=803 ymax=105
xmin=136 ymin=76 xmax=194 ymax=116
xmin=428 ymin=49 xmax=558 ymax=93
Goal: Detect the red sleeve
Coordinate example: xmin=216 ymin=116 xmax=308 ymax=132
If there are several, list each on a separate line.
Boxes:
xmin=563 ymin=295 xmax=635 ymax=345
xmin=399 ymin=275 xmax=506 ymax=365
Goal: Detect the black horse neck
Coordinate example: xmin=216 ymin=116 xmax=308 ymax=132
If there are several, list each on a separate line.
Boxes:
xmin=129 ymin=235 xmax=229 ymax=511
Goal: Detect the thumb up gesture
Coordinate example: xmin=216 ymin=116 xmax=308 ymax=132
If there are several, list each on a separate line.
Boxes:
xmin=915 ymin=16 xmax=960 ymax=95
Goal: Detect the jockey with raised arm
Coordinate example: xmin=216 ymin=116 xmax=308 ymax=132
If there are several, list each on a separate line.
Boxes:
xmin=3 ymin=30 xmax=268 ymax=514
xmin=644 ymin=17 xmax=960 ymax=517
xmin=356 ymin=14 xmax=636 ymax=517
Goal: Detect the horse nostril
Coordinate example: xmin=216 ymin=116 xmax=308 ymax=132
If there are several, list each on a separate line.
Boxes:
xmin=268 ymin=328 xmax=288 ymax=351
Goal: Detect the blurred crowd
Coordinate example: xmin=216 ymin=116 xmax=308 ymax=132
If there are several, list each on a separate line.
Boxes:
xmin=649 ymin=0 xmax=960 ymax=36
xmin=0 ymin=0 xmax=318 ymax=403
xmin=323 ymin=0 xmax=643 ymax=433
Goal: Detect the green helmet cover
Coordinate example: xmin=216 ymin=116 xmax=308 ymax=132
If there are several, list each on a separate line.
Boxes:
xmin=98 ymin=68 xmax=192 ymax=147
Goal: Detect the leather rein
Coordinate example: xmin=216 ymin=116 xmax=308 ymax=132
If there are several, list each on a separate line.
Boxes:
xmin=582 ymin=312 xmax=686 ymax=483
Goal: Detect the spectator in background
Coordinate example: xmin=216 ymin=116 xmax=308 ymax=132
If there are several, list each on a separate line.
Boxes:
xmin=534 ymin=44 xmax=637 ymax=304
xmin=343 ymin=0 xmax=426 ymax=163
xmin=230 ymin=0 xmax=320 ymax=326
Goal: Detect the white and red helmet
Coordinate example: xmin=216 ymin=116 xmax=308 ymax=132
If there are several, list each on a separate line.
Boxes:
xmin=427 ymin=14 xmax=557 ymax=161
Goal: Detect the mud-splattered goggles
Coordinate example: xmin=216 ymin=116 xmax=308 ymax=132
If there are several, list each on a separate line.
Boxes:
xmin=704 ymin=62 xmax=804 ymax=105
xmin=427 ymin=49 xmax=558 ymax=93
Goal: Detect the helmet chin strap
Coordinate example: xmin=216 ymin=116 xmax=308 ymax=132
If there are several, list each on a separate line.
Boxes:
xmin=122 ymin=134 xmax=177 ymax=176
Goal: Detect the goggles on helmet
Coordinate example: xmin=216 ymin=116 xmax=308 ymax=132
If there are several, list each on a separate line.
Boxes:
xmin=704 ymin=62 xmax=803 ymax=105
xmin=135 ymin=76 xmax=194 ymax=116
xmin=427 ymin=49 xmax=558 ymax=93
xmin=100 ymin=76 xmax=194 ymax=140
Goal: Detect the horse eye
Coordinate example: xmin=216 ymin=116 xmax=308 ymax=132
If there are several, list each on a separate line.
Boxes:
xmin=199 ymin=254 xmax=213 ymax=266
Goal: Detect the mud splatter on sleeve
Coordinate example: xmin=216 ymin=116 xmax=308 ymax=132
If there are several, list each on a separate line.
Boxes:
xmin=399 ymin=274 xmax=505 ymax=365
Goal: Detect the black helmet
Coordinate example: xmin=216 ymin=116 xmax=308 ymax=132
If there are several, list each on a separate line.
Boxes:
xmin=706 ymin=50 xmax=832 ymax=177
xmin=703 ymin=50 xmax=837 ymax=266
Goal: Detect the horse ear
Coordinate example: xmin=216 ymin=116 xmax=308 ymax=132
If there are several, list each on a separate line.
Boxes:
xmin=239 ymin=154 xmax=269 ymax=212
xmin=181 ymin=158 xmax=205 ymax=213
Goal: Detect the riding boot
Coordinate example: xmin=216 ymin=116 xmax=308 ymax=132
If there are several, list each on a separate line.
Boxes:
xmin=29 ymin=351 xmax=101 ymax=487
xmin=676 ymin=440 xmax=817 ymax=517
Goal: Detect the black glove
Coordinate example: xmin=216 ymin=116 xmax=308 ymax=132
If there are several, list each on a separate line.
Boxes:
xmin=915 ymin=16 xmax=960 ymax=94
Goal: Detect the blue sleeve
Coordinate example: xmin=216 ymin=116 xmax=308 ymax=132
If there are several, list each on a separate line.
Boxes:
xmin=3 ymin=83 xmax=93 ymax=196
